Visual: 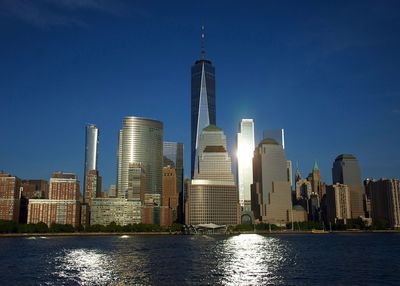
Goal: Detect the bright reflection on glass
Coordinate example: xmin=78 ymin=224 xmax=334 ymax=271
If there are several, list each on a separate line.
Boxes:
xmin=120 ymin=235 xmax=130 ymax=238
xmin=218 ymin=234 xmax=289 ymax=285
xmin=54 ymin=249 xmax=113 ymax=284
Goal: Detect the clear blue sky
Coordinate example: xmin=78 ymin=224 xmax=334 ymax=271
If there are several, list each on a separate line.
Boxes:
xmin=1 ymin=0 xmax=399 ymax=190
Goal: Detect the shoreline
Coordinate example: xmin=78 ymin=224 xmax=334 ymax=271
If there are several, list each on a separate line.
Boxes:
xmin=0 ymin=229 xmax=398 ymax=238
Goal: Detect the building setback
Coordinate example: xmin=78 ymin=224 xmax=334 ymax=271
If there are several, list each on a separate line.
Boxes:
xmin=0 ymin=172 xmax=21 ymax=222
xmin=186 ymin=125 xmax=239 ymax=225
xmin=370 ymin=179 xmax=400 ymax=228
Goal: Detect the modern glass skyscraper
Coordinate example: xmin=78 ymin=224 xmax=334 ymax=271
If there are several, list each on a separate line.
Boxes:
xmin=191 ymin=27 xmax=216 ymax=177
xmin=84 ymin=124 xmax=98 ymax=201
xmin=236 ymin=119 xmax=255 ymax=212
xmin=117 ymin=117 xmax=163 ymax=197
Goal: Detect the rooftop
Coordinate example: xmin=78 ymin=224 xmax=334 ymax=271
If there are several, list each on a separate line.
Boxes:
xmin=335 ymin=154 xmax=357 ymax=161
xmin=259 ymin=138 xmax=279 ymax=146
xmin=203 ymin=124 xmax=222 ymax=132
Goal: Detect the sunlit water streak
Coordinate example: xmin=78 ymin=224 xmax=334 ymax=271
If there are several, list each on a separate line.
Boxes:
xmin=0 ymin=233 xmax=399 ymax=285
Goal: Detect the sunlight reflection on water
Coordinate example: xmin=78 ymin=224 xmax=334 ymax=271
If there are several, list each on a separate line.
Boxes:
xmin=54 ymin=248 xmax=114 ymax=285
xmin=219 ymin=234 xmax=289 ymax=285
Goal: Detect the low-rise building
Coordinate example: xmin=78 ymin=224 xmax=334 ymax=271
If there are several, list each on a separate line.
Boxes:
xmin=90 ymin=198 xmax=141 ymax=226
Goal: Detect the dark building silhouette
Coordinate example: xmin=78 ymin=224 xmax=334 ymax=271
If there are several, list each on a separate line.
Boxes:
xmin=332 ymin=154 xmax=365 ymax=219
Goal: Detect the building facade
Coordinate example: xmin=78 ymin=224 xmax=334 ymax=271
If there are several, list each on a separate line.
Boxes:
xmin=90 ymin=198 xmax=141 ymax=226
xmin=28 ymin=200 xmax=80 ymax=227
xmin=370 ymin=179 xmax=400 ymax=228
xmin=27 ymin=172 xmax=81 ymax=227
xmin=117 ymin=116 xmax=163 ymax=197
xmin=186 ymin=125 xmax=239 ymax=225
xmin=84 ymin=170 xmax=101 ymax=207
xmin=162 ymin=166 xmax=178 ymax=222
xmin=236 ymin=119 xmax=255 ymax=212
xmin=326 ymin=183 xmax=351 ymax=224
xmin=251 ymin=138 xmax=292 ymax=225
xmin=332 ymin=154 xmax=364 ymax=219
xmin=0 ymin=172 xmax=21 ymax=222
xmin=84 ymin=124 xmax=99 ymax=202
xmin=191 ymin=28 xmax=216 ymax=177
xmin=127 ymin=163 xmax=146 ymax=201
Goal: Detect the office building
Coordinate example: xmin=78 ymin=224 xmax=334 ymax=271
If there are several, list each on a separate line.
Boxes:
xmin=370 ymin=179 xmax=400 ymax=228
xmin=236 ymin=119 xmax=255 ymax=212
xmin=191 ymin=27 xmax=216 ymax=177
xmin=186 ymin=125 xmax=239 ymax=225
xmin=0 ymin=172 xmax=21 ymax=222
xmin=251 ymin=138 xmax=292 ymax=225
xmin=117 ymin=116 xmax=163 ymax=196
xmin=326 ymin=183 xmax=351 ymax=224
xmin=83 ymin=124 xmax=99 ymax=202
xmin=332 ymin=154 xmax=364 ymax=219
xmin=90 ymin=198 xmax=141 ymax=226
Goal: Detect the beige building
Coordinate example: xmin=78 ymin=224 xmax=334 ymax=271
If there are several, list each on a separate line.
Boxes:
xmin=186 ymin=125 xmax=239 ymax=225
xmin=370 ymin=179 xmax=400 ymax=228
xmin=251 ymin=138 xmax=292 ymax=225
xmin=0 ymin=172 xmax=21 ymax=222
xmin=326 ymin=183 xmax=351 ymax=224
xmin=90 ymin=198 xmax=141 ymax=226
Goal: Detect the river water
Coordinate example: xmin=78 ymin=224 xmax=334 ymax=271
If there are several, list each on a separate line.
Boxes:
xmin=0 ymin=233 xmax=399 ymax=285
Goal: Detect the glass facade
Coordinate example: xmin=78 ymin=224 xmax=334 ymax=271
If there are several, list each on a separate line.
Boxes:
xmin=84 ymin=124 xmax=98 ymax=201
xmin=191 ymin=59 xmax=216 ymax=177
xmin=117 ymin=117 xmax=163 ymax=197
xmin=236 ymin=119 xmax=255 ymax=211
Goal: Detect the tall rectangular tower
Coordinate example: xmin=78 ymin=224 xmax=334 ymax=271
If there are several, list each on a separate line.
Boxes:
xmin=84 ymin=124 xmax=99 ymax=202
xmin=236 ymin=119 xmax=255 ymax=212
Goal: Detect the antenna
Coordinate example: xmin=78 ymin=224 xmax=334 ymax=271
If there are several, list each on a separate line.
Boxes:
xmin=200 ymin=25 xmax=205 ymax=58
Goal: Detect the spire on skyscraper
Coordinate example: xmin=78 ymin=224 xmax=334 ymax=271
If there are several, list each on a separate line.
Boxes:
xmin=313 ymin=161 xmax=319 ymax=171
xmin=200 ymin=25 xmax=205 ymax=59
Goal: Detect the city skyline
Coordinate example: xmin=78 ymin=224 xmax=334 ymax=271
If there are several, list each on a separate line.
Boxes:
xmin=1 ymin=1 xmax=400 ymax=190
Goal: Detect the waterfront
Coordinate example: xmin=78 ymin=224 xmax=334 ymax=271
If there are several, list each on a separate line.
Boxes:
xmin=0 ymin=233 xmax=399 ymax=285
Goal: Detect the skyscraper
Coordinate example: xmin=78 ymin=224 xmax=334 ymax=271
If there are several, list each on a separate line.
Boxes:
xmin=236 ymin=119 xmax=255 ymax=212
xmin=251 ymin=138 xmax=292 ymax=224
xmin=332 ymin=154 xmax=365 ymax=219
xmin=191 ymin=27 xmax=216 ymax=177
xmin=186 ymin=125 xmax=239 ymax=225
xmin=84 ymin=124 xmax=99 ymax=202
xmin=117 ymin=116 xmax=163 ymax=197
